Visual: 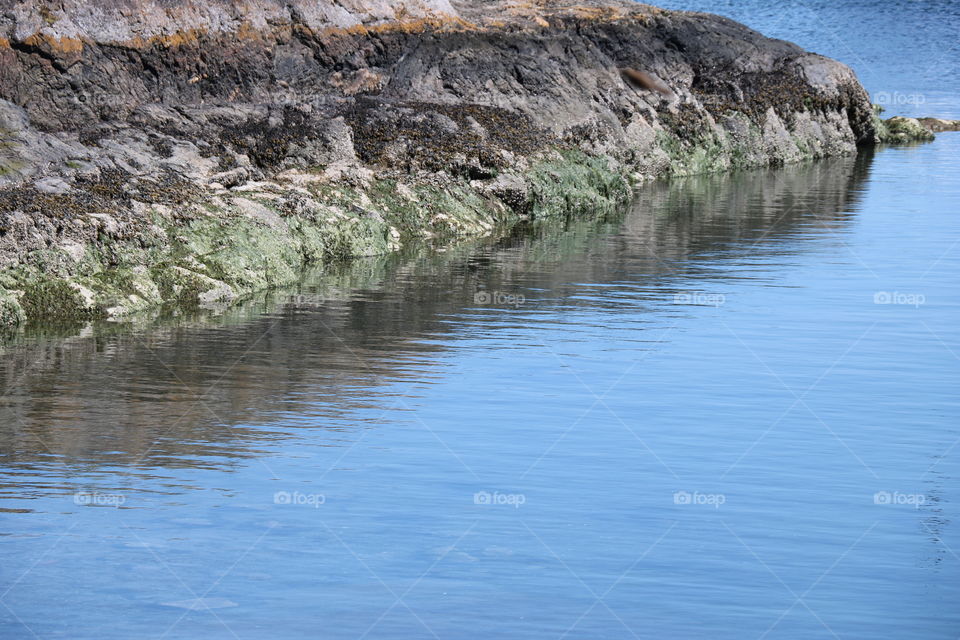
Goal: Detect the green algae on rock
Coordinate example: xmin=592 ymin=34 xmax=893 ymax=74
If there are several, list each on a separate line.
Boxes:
xmin=869 ymin=106 xmax=938 ymax=144
xmin=0 ymin=152 xmax=631 ymax=324
xmin=875 ymin=115 xmax=937 ymax=144
xmin=0 ymin=289 xmax=24 ymax=329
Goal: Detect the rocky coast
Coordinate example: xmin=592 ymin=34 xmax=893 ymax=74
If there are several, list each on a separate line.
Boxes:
xmin=0 ymin=0 xmax=944 ymax=328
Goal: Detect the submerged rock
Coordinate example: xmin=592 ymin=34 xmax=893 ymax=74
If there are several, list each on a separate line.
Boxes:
xmin=0 ymin=0 xmax=919 ymax=326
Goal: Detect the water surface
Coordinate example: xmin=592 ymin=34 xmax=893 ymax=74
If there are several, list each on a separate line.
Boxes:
xmin=3 ymin=1 xmax=960 ymax=636
xmin=2 ymin=135 xmax=959 ymax=638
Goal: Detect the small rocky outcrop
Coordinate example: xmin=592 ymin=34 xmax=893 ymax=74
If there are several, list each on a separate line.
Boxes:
xmin=0 ymin=0 xmax=932 ymax=328
xmin=917 ymin=117 xmax=960 ymax=133
xmin=875 ymin=116 xmax=936 ymax=144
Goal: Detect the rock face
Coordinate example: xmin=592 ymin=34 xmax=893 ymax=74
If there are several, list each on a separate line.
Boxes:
xmin=0 ymin=0 xmax=904 ymax=327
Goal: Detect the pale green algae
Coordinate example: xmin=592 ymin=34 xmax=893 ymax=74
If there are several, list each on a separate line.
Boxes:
xmin=526 ymin=151 xmax=631 ymax=219
xmin=874 ymin=115 xmax=936 ymax=144
xmin=0 ymin=117 xmax=935 ymax=329
xmin=0 ymin=149 xmax=632 ymax=326
xmin=870 ymin=105 xmax=936 ymax=144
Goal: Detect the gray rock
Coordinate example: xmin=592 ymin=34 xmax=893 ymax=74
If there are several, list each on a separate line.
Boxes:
xmin=34 ymin=177 xmax=72 ymax=194
xmin=918 ymin=118 xmax=960 ymax=133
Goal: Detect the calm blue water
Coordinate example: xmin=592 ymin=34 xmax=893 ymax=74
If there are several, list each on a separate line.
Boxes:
xmin=2 ymin=4 xmax=960 ymax=640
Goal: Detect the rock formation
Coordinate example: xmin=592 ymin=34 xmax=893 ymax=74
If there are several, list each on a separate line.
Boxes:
xmin=0 ymin=0 xmax=930 ymax=327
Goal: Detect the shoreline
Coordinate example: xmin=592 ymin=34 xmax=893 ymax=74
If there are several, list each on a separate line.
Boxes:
xmin=1 ymin=149 xmax=878 ymax=345
xmin=0 ymin=0 xmax=946 ymax=329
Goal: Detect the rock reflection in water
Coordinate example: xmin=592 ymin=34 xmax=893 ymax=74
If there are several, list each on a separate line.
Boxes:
xmin=0 ymin=152 xmax=872 ymax=491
